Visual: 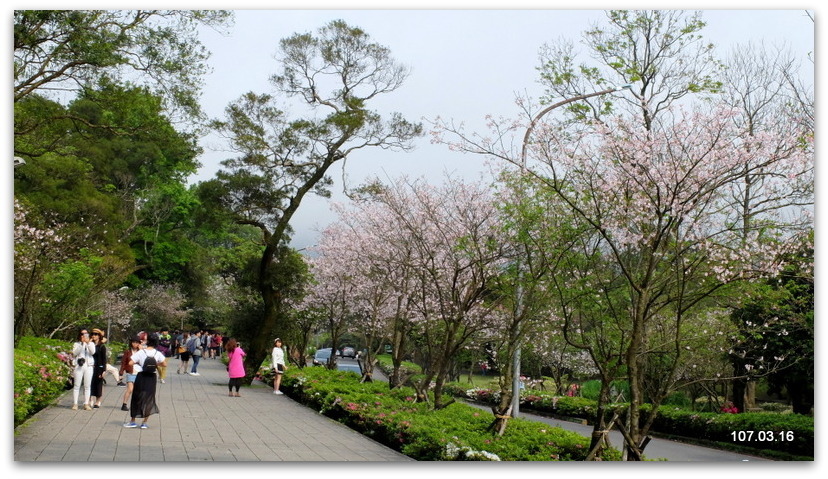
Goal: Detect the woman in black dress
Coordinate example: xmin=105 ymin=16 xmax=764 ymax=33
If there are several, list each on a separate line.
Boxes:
xmin=124 ymin=333 xmax=166 ymax=429
xmin=89 ymin=328 xmax=107 ymax=408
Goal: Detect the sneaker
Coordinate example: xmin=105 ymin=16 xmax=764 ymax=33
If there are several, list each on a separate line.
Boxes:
xmin=123 ymin=422 xmax=138 ymax=428
xmin=160 ymin=379 xmax=165 ymax=384
xmin=83 ymin=404 xmax=92 ymax=411
xmin=139 ymin=423 xmax=149 ymax=429
xmin=117 ymin=382 xmax=126 ymax=387
xmin=275 ymin=391 xmax=284 ymax=395
xmin=71 ymin=404 xmax=78 ymax=410
xmin=121 ymin=404 xmax=129 ymax=411
xmin=189 ymin=372 xmax=200 ymax=376
xmin=93 ymin=404 xmax=100 ymax=409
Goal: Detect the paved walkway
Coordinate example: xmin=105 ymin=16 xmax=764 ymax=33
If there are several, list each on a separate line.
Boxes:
xmin=14 ymin=356 xmax=412 ymax=462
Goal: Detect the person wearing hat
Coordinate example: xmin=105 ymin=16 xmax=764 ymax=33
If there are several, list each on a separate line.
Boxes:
xmin=271 ymin=338 xmax=287 ymax=395
xmin=119 ymin=336 xmax=142 ymax=411
xmin=88 ymin=328 xmax=108 ymax=408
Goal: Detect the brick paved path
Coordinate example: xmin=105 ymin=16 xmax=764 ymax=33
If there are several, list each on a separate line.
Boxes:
xmin=14 ymin=356 xmax=412 ymax=462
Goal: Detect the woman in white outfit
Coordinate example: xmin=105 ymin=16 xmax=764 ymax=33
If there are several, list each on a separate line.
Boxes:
xmin=271 ymin=338 xmax=287 ymax=394
xmin=71 ymin=328 xmax=96 ymax=410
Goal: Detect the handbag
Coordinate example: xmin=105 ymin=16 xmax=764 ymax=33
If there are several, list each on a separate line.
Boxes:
xmin=277 ymin=363 xmax=284 ymax=372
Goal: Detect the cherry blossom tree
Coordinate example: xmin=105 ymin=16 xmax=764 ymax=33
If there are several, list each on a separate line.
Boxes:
xmin=306 ymin=175 xmax=509 ymax=408
xmin=14 ymin=198 xmax=134 ymax=342
xmin=94 ymin=289 xmax=134 ymax=342
xmin=372 ymin=177 xmax=510 ymax=409
xmin=323 ymin=196 xmax=423 ymax=384
xmin=132 ymin=283 xmax=190 ymax=332
xmin=430 ymin=10 xmax=812 ymax=458
xmin=303 ymin=231 xmax=362 ymax=371
xmin=14 ymin=199 xmax=65 ymax=343
xmin=434 ymin=103 xmax=812 ymax=459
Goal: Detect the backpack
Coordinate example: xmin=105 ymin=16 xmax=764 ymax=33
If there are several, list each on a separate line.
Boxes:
xmin=142 ymin=353 xmax=158 ymax=375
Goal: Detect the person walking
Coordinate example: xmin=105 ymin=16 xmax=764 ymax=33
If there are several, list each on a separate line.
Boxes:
xmin=271 ymin=338 xmax=287 ymax=395
xmin=118 ymin=336 xmax=141 ymax=411
xmin=124 ymin=334 xmax=166 ymax=429
xmin=188 ymin=331 xmax=203 ymax=375
xmin=173 ymin=330 xmax=183 ymax=360
xmin=88 ymin=328 xmax=108 ymax=409
xmin=176 ymin=332 xmax=191 ymax=374
xmin=157 ymin=327 xmax=172 ymax=383
xmin=209 ymin=332 xmax=221 ymax=359
xmin=70 ymin=328 xmax=95 ymax=410
xmin=225 ymin=338 xmax=246 ymax=397
xmin=201 ymin=330 xmax=210 ymax=358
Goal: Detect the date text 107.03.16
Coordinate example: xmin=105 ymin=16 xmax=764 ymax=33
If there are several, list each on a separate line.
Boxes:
xmin=730 ymin=431 xmax=794 ymax=442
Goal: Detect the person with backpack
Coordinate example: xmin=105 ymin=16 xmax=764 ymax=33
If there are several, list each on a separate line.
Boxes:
xmin=124 ymin=333 xmax=166 ymax=429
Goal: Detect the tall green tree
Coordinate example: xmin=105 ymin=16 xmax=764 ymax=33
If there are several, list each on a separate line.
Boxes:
xmin=203 ymin=20 xmax=422 ymax=379
xmin=15 ymin=85 xmax=203 ymax=278
xmin=14 ymin=10 xmax=232 ymax=123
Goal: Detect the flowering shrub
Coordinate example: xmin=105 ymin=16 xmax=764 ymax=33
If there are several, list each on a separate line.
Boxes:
xmin=280 ymin=366 xmax=619 ymax=461
xmin=14 ymin=337 xmax=75 ymax=427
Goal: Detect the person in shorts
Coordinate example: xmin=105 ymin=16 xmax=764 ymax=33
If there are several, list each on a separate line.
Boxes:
xmin=271 ymin=338 xmax=287 ymax=395
xmin=119 ymin=336 xmax=142 ymax=411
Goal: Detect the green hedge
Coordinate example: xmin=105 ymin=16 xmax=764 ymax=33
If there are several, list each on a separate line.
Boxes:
xmin=271 ymin=366 xmax=620 ymax=461
xmin=650 ymin=406 xmax=813 ymax=457
xmin=444 ymin=383 xmax=814 ymax=458
xmin=14 ymin=337 xmax=75 ymax=427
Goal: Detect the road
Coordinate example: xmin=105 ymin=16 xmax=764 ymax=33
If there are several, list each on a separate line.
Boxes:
xmin=460 ymin=400 xmax=771 ymax=461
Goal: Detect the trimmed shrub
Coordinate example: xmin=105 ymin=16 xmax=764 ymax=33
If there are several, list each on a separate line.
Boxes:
xmin=280 ymin=366 xmax=620 ymax=461
xmin=444 ymin=381 xmax=813 ymax=458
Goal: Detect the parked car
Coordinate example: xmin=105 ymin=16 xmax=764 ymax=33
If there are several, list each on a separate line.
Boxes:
xmin=312 ymin=348 xmax=332 ymax=365
xmin=340 ymin=346 xmax=356 ymax=358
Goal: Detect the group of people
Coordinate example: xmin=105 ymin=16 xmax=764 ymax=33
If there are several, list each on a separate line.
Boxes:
xmin=221 ymin=337 xmax=287 ymax=397
xmin=70 ymin=327 xmax=109 ymax=410
xmin=70 ymin=327 xmax=288 ymax=429
xmin=172 ymin=330 xmax=223 ymax=376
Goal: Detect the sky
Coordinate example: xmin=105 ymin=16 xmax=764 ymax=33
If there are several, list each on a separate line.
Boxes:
xmin=188 ymin=6 xmax=816 ymax=249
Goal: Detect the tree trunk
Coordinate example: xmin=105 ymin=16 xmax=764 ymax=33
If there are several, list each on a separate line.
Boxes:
xmin=625 ymin=304 xmax=647 ymax=460
xmin=732 ymin=371 xmax=747 ymax=413
xmin=587 ymin=378 xmax=613 ymax=456
xmin=244 ymin=244 xmax=280 ymax=383
xmin=744 ymin=380 xmax=756 ymax=410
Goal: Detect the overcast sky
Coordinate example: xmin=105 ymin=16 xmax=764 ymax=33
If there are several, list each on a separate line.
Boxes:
xmin=189 ymin=7 xmax=815 ymax=249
